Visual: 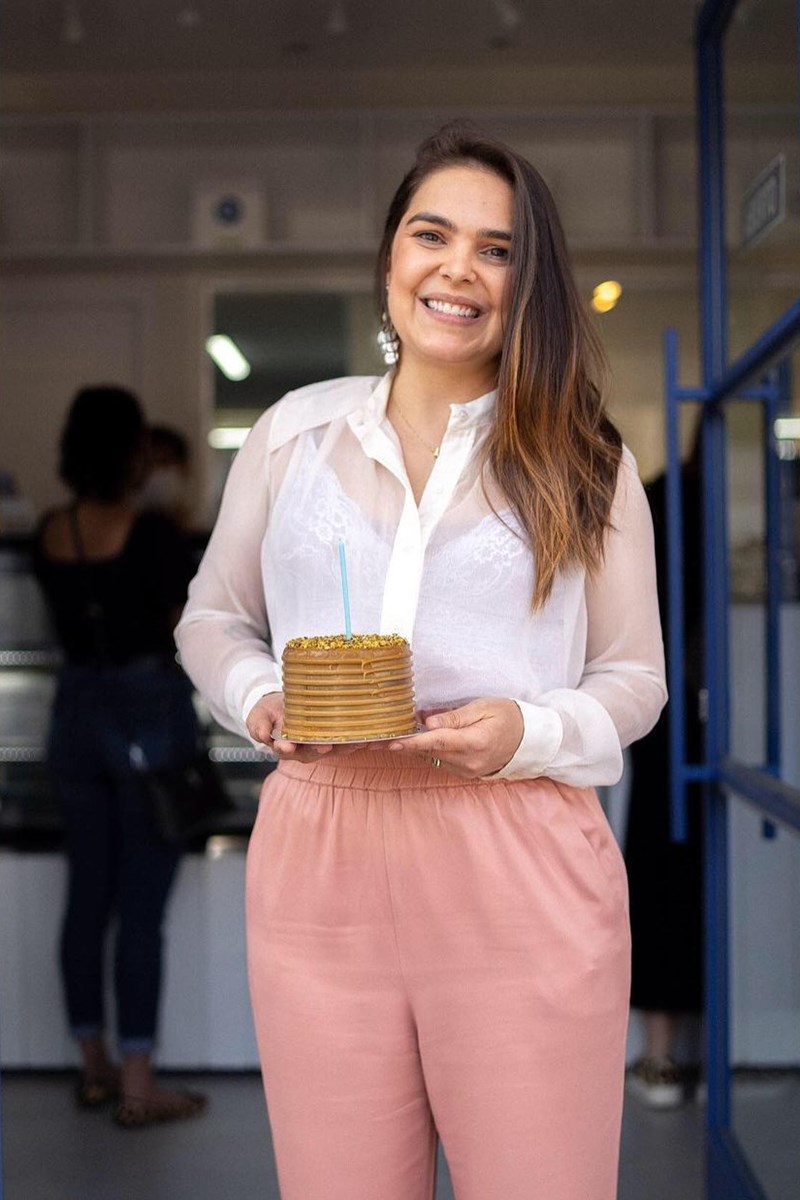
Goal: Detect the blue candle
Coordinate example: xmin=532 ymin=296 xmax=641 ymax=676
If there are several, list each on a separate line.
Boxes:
xmin=338 ymin=541 xmax=352 ymax=640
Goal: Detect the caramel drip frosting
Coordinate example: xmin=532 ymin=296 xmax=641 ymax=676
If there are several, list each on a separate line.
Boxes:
xmin=281 ymin=634 xmax=417 ymax=741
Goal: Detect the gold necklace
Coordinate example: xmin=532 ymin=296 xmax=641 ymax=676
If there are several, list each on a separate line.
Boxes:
xmin=392 ymin=400 xmax=442 ymax=459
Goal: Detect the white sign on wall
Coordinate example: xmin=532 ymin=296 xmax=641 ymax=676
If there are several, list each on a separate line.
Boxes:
xmin=741 ymin=154 xmax=786 ymax=249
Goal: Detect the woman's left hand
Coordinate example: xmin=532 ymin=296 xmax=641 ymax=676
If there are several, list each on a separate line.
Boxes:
xmin=390 ymin=698 xmax=524 ymax=779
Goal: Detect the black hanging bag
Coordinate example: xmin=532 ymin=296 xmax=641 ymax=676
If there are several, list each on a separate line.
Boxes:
xmin=129 ymin=741 xmax=234 ymax=845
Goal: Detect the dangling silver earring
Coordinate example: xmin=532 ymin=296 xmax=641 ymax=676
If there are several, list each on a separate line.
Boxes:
xmin=377 ymin=310 xmax=400 ymax=366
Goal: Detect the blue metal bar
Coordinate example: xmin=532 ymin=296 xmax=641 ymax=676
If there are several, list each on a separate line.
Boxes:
xmin=708 ymin=297 xmax=800 ymax=402
xmin=702 ymin=391 xmax=777 ymax=402
xmin=696 ymin=0 xmax=732 ymax=880
xmin=702 ymin=410 xmax=731 ymax=856
xmin=665 ymin=329 xmax=689 ymax=843
xmin=721 ymin=759 xmax=800 ymax=834
xmin=695 ymin=5 xmax=800 ymax=1198
xmin=697 ymin=2 xmax=734 ymax=1173
xmin=685 ymin=764 xmax=716 ymax=782
xmin=763 ymin=370 xmax=783 ymax=779
xmin=707 ymin=1128 xmax=770 ymax=1200
xmin=697 ymin=15 xmax=728 ymax=383
xmin=705 ymin=770 xmax=731 ymax=1132
xmin=697 ymin=0 xmax=740 ymax=42
xmin=703 ymin=401 xmax=733 ymax=1139
xmin=740 ymin=386 xmax=780 ymax=401
xmin=756 ymin=369 xmax=783 ymax=840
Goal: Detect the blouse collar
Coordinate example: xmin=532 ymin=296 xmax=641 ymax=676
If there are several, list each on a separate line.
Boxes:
xmin=265 ymin=372 xmax=496 ymax=454
xmin=365 ymin=372 xmax=497 ymax=430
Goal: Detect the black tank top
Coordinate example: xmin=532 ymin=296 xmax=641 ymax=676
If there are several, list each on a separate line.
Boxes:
xmin=34 ymin=511 xmax=195 ymax=666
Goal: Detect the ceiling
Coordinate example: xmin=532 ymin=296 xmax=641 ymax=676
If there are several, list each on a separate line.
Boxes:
xmin=4 ymin=1 xmax=794 ymax=420
xmin=1 ymin=0 xmax=708 ymax=75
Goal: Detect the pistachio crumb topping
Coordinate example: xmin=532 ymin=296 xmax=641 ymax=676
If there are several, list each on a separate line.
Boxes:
xmin=285 ymin=633 xmax=408 ymax=651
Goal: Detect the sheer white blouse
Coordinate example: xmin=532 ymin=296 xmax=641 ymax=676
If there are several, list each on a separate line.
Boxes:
xmin=175 ymin=373 xmax=666 ymax=786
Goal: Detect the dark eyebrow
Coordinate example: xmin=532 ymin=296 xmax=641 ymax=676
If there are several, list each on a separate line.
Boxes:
xmin=406 ymin=211 xmax=512 ymax=242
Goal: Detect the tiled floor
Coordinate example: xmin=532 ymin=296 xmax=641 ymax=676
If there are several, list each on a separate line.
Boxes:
xmin=4 ymin=1070 xmax=798 ymax=1199
xmin=1 ymin=1071 xmax=709 ymax=1200
xmin=728 ymin=1072 xmax=800 ymax=1200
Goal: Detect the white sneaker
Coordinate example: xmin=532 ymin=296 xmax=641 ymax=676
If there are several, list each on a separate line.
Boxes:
xmin=627 ymin=1057 xmax=685 ymax=1109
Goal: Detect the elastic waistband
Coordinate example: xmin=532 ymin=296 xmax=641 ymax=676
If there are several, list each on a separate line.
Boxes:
xmin=277 ymin=749 xmax=502 ymax=792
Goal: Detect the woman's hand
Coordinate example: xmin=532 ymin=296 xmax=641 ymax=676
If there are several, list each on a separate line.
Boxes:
xmin=390 ymin=698 xmax=524 ymax=779
xmin=245 ymin=692 xmax=368 ymax=762
xmin=246 ymin=691 xmax=288 ymax=747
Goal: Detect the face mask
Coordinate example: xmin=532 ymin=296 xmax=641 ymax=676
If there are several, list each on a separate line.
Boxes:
xmin=137 ymin=466 xmax=187 ymax=513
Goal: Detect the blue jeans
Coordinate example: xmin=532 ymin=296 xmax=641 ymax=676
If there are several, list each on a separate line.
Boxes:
xmin=48 ymin=658 xmax=198 ymax=1054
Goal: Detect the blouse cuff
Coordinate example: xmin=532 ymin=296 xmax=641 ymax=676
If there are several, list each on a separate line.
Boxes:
xmin=491 ymin=700 xmax=563 ymax=780
xmin=223 ymin=657 xmax=283 ymax=736
xmin=242 ymin=681 xmax=283 ymax=727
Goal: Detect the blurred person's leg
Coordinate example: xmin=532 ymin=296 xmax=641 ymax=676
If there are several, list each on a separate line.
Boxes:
xmin=107 ymin=657 xmax=195 ymax=1049
xmin=58 ymin=775 xmax=115 ymax=1033
xmin=112 ymin=771 xmax=205 ymax=1121
xmin=49 ymin=666 xmax=121 ymax=1101
xmin=56 ymin=772 xmax=118 ymax=1086
xmin=625 ymin=705 xmax=704 ymax=1110
xmin=113 ymin=771 xmax=181 ymax=1052
xmin=626 ymin=1011 xmax=684 ymax=1108
xmin=643 ymin=1010 xmax=681 ymax=1059
xmin=102 ymin=658 xmax=206 ymax=1123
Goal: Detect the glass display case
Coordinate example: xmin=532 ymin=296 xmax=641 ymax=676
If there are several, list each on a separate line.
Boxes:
xmin=0 ymin=534 xmax=275 ymax=850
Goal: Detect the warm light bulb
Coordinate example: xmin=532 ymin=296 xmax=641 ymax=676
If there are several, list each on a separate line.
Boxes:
xmin=591 ymin=280 xmax=622 ymax=313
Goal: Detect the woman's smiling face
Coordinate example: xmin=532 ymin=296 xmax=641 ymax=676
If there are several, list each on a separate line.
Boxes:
xmin=386 ymin=164 xmax=514 ymax=381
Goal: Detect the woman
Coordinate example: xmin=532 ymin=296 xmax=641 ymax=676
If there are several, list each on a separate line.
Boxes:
xmin=35 ymin=386 xmax=206 ymax=1127
xmin=177 ymin=123 xmax=666 ymax=1199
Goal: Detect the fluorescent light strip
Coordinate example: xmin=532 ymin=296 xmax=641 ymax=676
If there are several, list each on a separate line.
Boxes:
xmin=774 ymin=417 xmax=800 ymax=440
xmin=205 ymin=334 xmax=251 ymax=381
xmin=208 ymin=426 xmax=251 ymax=450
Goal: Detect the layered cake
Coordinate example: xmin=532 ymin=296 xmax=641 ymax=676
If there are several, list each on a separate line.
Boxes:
xmin=281 ymin=634 xmax=417 ymax=742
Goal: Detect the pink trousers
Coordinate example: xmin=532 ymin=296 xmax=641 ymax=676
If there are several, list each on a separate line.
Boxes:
xmin=246 ymin=752 xmax=630 ymax=1200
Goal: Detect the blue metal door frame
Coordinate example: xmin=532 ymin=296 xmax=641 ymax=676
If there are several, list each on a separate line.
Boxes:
xmin=667 ymin=3 xmax=800 ymax=1198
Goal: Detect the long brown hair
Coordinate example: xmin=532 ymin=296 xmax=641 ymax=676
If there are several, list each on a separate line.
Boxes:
xmin=376 ymin=122 xmax=622 ymax=608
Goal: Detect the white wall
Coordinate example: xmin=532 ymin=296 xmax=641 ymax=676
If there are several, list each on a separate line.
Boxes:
xmin=0 ymin=273 xmax=205 ymax=520
xmin=595 ymin=288 xmax=701 ymax=480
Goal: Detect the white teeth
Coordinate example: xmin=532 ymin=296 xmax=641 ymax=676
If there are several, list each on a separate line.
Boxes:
xmin=424 ymin=299 xmax=480 ymax=318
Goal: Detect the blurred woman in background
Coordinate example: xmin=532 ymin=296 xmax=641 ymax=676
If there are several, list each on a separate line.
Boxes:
xmin=35 ymin=385 xmax=206 ymax=1128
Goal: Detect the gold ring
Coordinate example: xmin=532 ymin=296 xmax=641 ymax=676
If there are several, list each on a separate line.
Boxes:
xmin=431 ymin=757 xmax=442 ymax=769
